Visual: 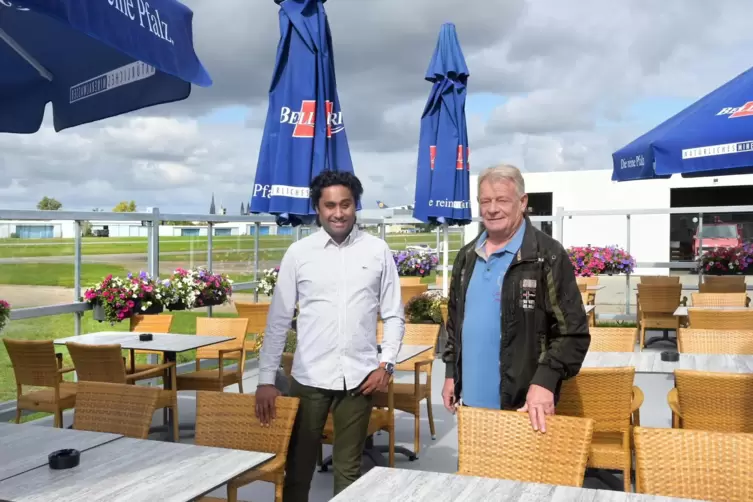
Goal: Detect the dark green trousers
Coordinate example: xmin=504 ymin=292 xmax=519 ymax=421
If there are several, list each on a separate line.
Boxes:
xmin=283 ymin=378 xmax=373 ymax=502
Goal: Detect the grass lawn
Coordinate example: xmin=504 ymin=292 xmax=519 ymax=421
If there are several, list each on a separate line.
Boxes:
xmin=0 ymin=310 xmax=243 ymax=403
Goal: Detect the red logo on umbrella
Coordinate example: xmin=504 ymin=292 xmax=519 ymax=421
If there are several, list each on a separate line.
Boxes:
xmin=430 ymin=145 xmax=470 ymax=170
xmin=280 ymin=101 xmax=344 ymax=138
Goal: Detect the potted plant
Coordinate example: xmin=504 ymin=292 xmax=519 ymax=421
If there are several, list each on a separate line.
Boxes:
xmin=698 ymin=245 xmax=753 ymax=275
xmin=392 ymin=248 xmax=439 ymax=277
xmin=404 ymin=291 xmax=445 ymax=324
xmin=567 ymin=245 xmax=636 ymax=277
xmin=255 ymin=267 xmax=280 ymax=297
xmin=83 ymin=272 xmax=165 ymax=324
xmin=0 ymin=299 xmax=10 ymax=333
xmin=193 ymin=268 xmax=234 ymax=308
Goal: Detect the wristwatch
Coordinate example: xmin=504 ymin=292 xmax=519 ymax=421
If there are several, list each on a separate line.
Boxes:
xmin=381 ymin=362 xmax=394 ymax=375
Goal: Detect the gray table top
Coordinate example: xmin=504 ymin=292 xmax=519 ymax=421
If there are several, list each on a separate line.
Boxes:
xmin=585 ymin=305 xmax=595 ymax=313
xmin=0 ymin=424 xmax=122 ymax=482
xmin=396 ymin=344 xmax=432 ymax=364
xmin=53 ymin=331 xmax=233 ymax=353
xmin=635 ymin=284 xmax=753 ymax=291
xmin=673 ymin=305 xmax=749 ymax=316
xmin=0 ymin=436 xmax=274 ymax=502
xmin=583 ymin=351 xmax=753 ymax=375
xmin=329 ymin=467 xmax=700 ymax=501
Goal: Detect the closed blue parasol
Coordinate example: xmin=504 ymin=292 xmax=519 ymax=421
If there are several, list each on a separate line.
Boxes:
xmin=412 ymin=22 xmax=471 ymax=226
xmin=0 ymin=0 xmax=212 ymax=133
xmin=613 ymin=66 xmax=753 ymax=181
xmin=250 ymin=0 xmax=355 ymax=227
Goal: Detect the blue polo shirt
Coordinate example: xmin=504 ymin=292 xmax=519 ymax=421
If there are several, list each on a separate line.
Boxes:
xmin=461 ymin=221 xmax=526 ymax=409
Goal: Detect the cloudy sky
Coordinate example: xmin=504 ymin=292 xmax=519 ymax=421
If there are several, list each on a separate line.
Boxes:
xmin=2 ymin=0 xmax=753 ymax=213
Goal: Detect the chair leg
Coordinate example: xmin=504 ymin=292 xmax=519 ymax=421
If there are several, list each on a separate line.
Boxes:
xmin=172 ymin=404 xmax=179 ymax=442
xmin=238 ymin=378 xmax=244 ymax=394
xmin=639 ymin=325 xmax=646 ymax=350
xmin=414 ymin=404 xmax=420 ymax=456
xmin=426 ymin=395 xmax=436 ymax=440
xmin=54 ymin=410 xmax=63 ymax=428
xmin=227 ymin=483 xmax=238 ymax=502
xmin=388 ymin=427 xmax=395 ymax=468
xmin=274 ymin=478 xmax=283 ymax=502
xmin=624 ymin=465 xmax=632 ymax=492
xmin=632 ymin=408 xmax=640 ymax=427
xmin=14 ymin=407 xmax=21 ymax=424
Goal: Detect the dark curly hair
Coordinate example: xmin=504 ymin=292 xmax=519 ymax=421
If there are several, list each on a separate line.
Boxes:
xmin=309 ymin=170 xmax=364 ymax=210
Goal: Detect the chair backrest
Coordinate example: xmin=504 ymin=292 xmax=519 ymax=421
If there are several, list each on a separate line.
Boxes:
xmin=577 ymin=282 xmax=588 ymax=293
xmin=195 ymin=392 xmax=300 ymax=456
xmin=634 ymin=426 xmax=753 ymax=501
xmin=587 ymin=327 xmax=636 ymax=352
xmin=678 ymin=329 xmax=753 ymax=354
xmin=457 ymin=408 xmax=593 ymax=487
xmin=281 ymin=352 xmax=294 ymax=378
xmin=576 ymin=276 xmax=599 ymax=286
xmin=3 ymin=339 xmax=61 ymax=388
xmin=640 ymin=276 xmax=680 ymax=284
xmin=637 ymin=283 xmax=682 ymax=314
xmin=195 ymin=318 xmax=249 ymax=367
xmin=400 ymin=284 xmax=429 ymax=304
xmin=73 ymin=381 xmax=160 ymax=439
xmin=400 ymin=276 xmax=422 ymax=286
xmin=377 ymin=322 xmax=440 ymax=346
xmin=439 ymin=303 xmax=448 ymax=327
xmin=67 ymin=342 xmax=128 ymax=384
xmin=702 ymin=275 xmax=746 ymax=294
xmin=675 ymin=370 xmax=753 ymax=433
xmin=688 ymin=309 xmax=753 ymax=330
xmin=233 ymin=302 xmax=271 ymax=334
xmin=691 ymin=292 xmax=747 ymax=307
xmin=557 ymin=367 xmax=635 ymax=432
xmin=129 ymin=314 xmax=174 ymax=333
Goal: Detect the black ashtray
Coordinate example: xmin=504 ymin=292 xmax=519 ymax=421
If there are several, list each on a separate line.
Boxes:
xmin=48 ymin=449 xmax=80 ymax=470
xmin=139 ymin=333 xmax=153 ymax=342
xmin=661 ymin=351 xmax=680 ymax=362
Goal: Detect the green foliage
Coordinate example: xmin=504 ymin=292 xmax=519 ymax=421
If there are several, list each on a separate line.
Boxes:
xmin=37 ymin=197 xmax=62 ymax=211
xmin=112 ymin=200 xmax=137 ymax=212
xmin=404 ymin=292 xmax=446 ymax=323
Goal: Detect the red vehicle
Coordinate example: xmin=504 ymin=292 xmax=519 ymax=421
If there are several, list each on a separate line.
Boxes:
xmin=693 ymin=223 xmax=743 ymax=257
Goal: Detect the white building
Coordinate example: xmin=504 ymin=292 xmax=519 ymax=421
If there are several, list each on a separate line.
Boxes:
xmin=465 ymin=169 xmax=753 ymax=275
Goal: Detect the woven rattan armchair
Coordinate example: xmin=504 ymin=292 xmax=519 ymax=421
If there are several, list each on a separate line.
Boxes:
xmin=557 ymin=367 xmax=636 ymax=491
xmin=576 ymin=276 xmax=598 ymax=305
xmin=195 ymin=392 xmax=299 ymax=502
xmin=128 ymin=314 xmax=174 ymax=373
xmin=176 ymin=317 xmax=249 ymax=393
xmin=691 ymin=292 xmax=747 ymax=307
xmin=234 ymin=301 xmax=271 ymax=356
xmin=72 ymin=381 xmax=161 ymax=439
xmin=688 ymin=309 xmax=753 ymax=329
xmin=3 ymin=339 xmax=76 ymax=427
xmin=636 ymin=283 xmax=682 ymax=349
xmin=400 ymin=284 xmax=428 ymax=305
xmin=375 ymin=322 xmax=440 ymax=458
xmin=636 ymin=276 xmax=681 ymax=326
xmin=66 ymin=341 xmax=179 ymax=441
xmin=399 ymin=277 xmax=423 ymax=286
xmin=456 ymin=408 xmax=593 ymax=487
xmin=634 ymin=426 xmax=753 ymax=501
xmin=701 ymin=275 xmax=746 ymax=292
xmin=667 ymin=369 xmax=753 ymax=431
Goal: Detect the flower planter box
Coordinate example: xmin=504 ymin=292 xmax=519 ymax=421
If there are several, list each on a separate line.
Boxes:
xmin=92 ymin=303 xmax=106 ymax=322
xmin=140 ymin=303 xmax=164 ymax=315
xmin=166 ymin=301 xmax=188 ymax=311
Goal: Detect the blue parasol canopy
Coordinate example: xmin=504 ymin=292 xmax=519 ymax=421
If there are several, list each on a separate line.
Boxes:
xmin=0 ymin=0 xmax=212 ymax=133
xmin=412 ymin=22 xmax=471 ymax=226
xmin=250 ymin=0 xmax=355 ymax=227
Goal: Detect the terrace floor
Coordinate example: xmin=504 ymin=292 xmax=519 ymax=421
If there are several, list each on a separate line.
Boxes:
xmin=25 ymin=335 xmax=677 ymax=502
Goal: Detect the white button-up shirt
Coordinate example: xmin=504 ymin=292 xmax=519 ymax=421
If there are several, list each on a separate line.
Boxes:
xmin=258 ymin=227 xmax=405 ymax=391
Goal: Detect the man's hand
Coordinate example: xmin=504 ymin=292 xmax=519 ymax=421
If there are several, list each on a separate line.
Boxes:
xmin=359 ymin=367 xmax=389 ymax=395
xmin=442 ymin=378 xmax=457 ymax=413
xmin=255 ymin=384 xmax=281 ymax=426
xmin=517 ymin=384 xmax=555 ymax=433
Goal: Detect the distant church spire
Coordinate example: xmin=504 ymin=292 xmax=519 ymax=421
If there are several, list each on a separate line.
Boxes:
xmin=209 ymin=193 xmax=216 ymax=214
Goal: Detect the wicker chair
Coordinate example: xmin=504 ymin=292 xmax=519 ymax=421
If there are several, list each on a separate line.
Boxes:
xmin=688 ymin=309 xmax=753 ymax=329
xmin=196 ymin=392 xmax=299 ymax=502
xmin=576 ymin=276 xmax=598 ymax=305
xmin=176 ymin=318 xmax=249 ymax=393
xmin=456 ymin=408 xmax=593 ymax=487
xmin=66 ymin=341 xmax=179 ymax=441
xmin=400 ymin=277 xmax=423 ymax=286
xmin=636 ymin=276 xmax=681 ymax=323
xmin=636 ymin=283 xmax=682 ymax=349
xmin=234 ymin=301 xmax=271 ymax=356
xmin=581 ymin=291 xmax=595 ymax=326
xmin=701 ymin=275 xmax=746 ymax=292
xmin=557 ymin=367 xmax=636 ymax=491
xmin=678 ymin=328 xmax=753 ymax=354
xmin=72 ymin=381 xmax=161 ymax=439
xmin=3 ymin=339 xmax=76 ymax=427
xmin=667 ymin=370 xmax=753 ymax=431
xmin=634 ymin=426 xmax=753 ymax=501
xmin=691 ymin=292 xmax=747 ymax=307
xmin=400 ymin=284 xmax=429 ymax=305
xmin=585 ymin=327 xmax=643 ymax=425
xmin=128 ymin=314 xmax=174 ymax=373
xmin=375 ymin=322 xmax=440 ymax=458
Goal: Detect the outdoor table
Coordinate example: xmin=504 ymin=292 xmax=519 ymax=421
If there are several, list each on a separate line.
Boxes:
xmin=0 ymin=436 xmax=274 ymax=502
xmin=329 ymin=466 xmax=700 ymax=501
xmin=634 ymin=284 xmax=753 ymax=291
xmin=585 ymin=305 xmax=595 ymax=314
xmin=320 ymin=344 xmax=433 ymax=472
xmin=0 ymin=423 xmax=121 ymax=482
xmin=53 ymin=331 xmax=233 ymax=441
xmin=673 ymin=305 xmax=748 ymax=316
xmin=583 ymin=351 xmax=753 ymax=375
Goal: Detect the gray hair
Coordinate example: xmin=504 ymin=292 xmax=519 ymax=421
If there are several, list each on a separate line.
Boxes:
xmin=477 ymin=164 xmax=526 ymax=197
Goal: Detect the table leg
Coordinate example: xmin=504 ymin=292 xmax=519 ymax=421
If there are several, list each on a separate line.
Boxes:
xmin=319 ymin=434 xmax=394 ymax=473
xmin=148 ymin=351 xmax=182 ymax=442
xmin=644 ymin=330 xmax=677 ymax=348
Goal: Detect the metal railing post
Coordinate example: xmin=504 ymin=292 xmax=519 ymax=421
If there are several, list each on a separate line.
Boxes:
xmin=379 ymin=222 xmax=386 ymax=241
xmin=207 ymin=222 xmax=213 ymax=318
xmin=253 ymin=222 xmax=260 ymax=303
xmin=74 ymin=220 xmax=82 ymax=337
xmin=148 ymin=207 xmax=160 ymax=278
xmin=555 ymin=206 xmax=565 ymax=243
xmin=697 ymin=213 xmax=704 ymax=288
xmin=625 ymin=214 xmax=631 ymax=315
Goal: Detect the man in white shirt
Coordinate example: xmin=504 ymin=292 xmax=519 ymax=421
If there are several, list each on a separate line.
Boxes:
xmin=256 ymin=170 xmax=405 ymax=501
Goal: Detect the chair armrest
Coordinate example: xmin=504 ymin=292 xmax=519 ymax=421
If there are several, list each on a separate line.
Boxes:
xmin=126 ymin=361 xmax=176 ymax=382
xmin=58 ymin=367 xmax=76 ymax=375
xmin=667 ymin=388 xmax=681 ymax=418
xmin=631 ymin=386 xmax=644 ymax=412
xmin=218 ymin=348 xmax=242 ymax=356
xmin=55 ymin=353 xmax=64 ymax=369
